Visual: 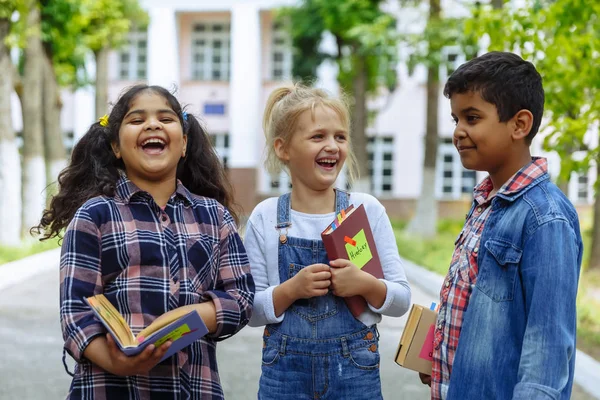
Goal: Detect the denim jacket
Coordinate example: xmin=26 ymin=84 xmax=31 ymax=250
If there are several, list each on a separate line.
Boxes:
xmin=446 ymin=172 xmax=583 ymax=400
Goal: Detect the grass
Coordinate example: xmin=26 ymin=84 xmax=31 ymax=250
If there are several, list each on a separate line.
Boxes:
xmin=393 ymin=218 xmax=600 ymax=361
xmin=0 ymin=237 xmax=61 ymax=265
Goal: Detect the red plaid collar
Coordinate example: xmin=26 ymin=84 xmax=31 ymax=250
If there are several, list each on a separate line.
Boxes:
xmin=473 ymin=157 xmax=548 ymax=204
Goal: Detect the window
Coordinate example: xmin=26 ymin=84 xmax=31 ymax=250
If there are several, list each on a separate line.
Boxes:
xmin=209 ymin=132 xmax=230 ymax=168
xmin=368 ymin=136 xmax=394 ymax=196
xmin=118 ymin=28 xmax=147 ymax=80
xmin=269 ymin=171 xmax=292 ymax=193
xmin=570 ymin=171 xmax=591 ymax=203
xmin=437 ymin=138 xmax=477 ymax=198
xmin=191 ymin=23 xmax=230 ymax=81
xmin=441 ymin=46 xmax=464 ymax=79
xmin=271 ymin=21 xmax=292 ymax=80
xmin=577 ymin=174 xmax=589 ymax=201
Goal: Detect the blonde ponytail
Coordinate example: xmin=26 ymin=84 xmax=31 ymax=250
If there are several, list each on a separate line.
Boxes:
xmin=262 ymin=82 xmax=358 ymax=184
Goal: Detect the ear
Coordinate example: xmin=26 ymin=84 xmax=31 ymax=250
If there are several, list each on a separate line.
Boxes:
xmin=181 ymin=135 xmax=188 ymax=158
xmin=511 ymin=109 xmax=534 ymax=141
xmin=111 ymin=141 xmax=121 ymax=159
xmin=274 ymin=137 xmax=289 ymax=162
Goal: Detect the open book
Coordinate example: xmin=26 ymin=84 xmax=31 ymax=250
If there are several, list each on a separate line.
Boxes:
xmin=321 ymin=203 xmax=384 ymax=317
xmin=85 ymin=294 xmax=209 ymax=362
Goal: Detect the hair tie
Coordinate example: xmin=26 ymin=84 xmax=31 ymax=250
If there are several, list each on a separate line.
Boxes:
xmin=99 ymin=115 xmax=109 ymax=127
xmin=182 ymin=111 xmax=188 ymax=122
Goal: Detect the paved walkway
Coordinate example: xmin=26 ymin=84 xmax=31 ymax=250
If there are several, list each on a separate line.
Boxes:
xmin=0 ymin=251 xmax=596 ymax=399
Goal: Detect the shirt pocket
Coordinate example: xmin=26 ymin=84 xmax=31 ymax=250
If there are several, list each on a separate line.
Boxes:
xmin=476 ymin=239 xmax=522 ymax=302
xmin=185 ymin=237 xmax=219 ymax=294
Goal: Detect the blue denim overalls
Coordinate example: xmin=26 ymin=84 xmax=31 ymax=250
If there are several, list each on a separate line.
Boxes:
xmin=258 ymin=190 xmax=382 ymax=400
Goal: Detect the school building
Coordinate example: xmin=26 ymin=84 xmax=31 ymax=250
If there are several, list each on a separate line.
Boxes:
xmin=14 ymin=0 xmax=596 ymax=218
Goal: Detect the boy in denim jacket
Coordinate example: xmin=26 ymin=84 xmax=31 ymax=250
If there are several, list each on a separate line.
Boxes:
xmin=420 ymin=52 xmax=583 ymax=400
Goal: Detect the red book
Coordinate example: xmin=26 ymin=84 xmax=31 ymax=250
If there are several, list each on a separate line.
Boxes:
xmin=321 ymin=204 xmax=384 ymax=317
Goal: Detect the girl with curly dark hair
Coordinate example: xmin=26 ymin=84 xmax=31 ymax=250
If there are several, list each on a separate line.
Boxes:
xmin=35 ymin=85 xmax=254 ymax=399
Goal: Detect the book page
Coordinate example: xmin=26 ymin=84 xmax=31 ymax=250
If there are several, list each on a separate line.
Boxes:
xmin=137 ymin=307 xmax=193 ymax=340
xmin=87 ymin=295 xmax=136 ymax=347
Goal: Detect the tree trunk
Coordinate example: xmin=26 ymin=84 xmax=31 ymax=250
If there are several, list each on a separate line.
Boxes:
xmin=95 ymin=47 xmax=109 ymax=119
xmin=589 ymin=144 xmax=600 ymax=270
xmin=0 ymin=18 xmax=22 ymax=246
xmin=351 ymin=54 xmax=370 ymax=192
xmin=557 ymin=179 xmax=569 ymax=197
xmin=21 ymin=4 xmax=46 ymax=238
xmin=42 ymin=51 xmax=67 ymax=201
xmin=491 ymin=0 xmax=504 ymax=9
xmin=407 ymin=0 xmax=441 ymax=238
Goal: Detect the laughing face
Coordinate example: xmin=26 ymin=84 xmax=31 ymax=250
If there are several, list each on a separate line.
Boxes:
xmin=276 ymin=105 xmax=349 ymax=192
xmin=112 ymin=91 xmax=187 ymax=184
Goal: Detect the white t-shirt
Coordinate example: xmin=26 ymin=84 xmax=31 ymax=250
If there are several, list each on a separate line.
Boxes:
xmin=244 ymin=192 xmax=411 ymax=327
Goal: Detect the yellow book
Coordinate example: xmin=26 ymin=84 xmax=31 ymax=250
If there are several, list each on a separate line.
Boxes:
xmin=394 ymin=304 xmax=438 ymax=375
xmin=85 ymin=294 xmax=209 ymax=361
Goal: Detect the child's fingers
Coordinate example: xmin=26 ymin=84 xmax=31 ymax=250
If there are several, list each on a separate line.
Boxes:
xmin=313 ymin=279 xmax=331 ymax=289
xmin=307 ymin=263 xmax=330 ymax=272
xmin=311 ymin=271 xmax=331 ymax=281
xmin=329 ymin=259 xmax=352 ymax=268
xmin=154 ymin=340 xmax=172 ymax=360
xmin=418 ymin=373 xmax=432 ymax=386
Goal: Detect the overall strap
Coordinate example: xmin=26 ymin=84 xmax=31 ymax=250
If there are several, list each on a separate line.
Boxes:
xmin=276 ymin=193 xmax=292 ymax=228
xmin=275 ymin=193 xmax=292 ymax=244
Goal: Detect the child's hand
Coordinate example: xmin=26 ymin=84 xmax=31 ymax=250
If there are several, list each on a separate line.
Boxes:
xmin=329 ymin=259 xmax=372 ymax=297
xmin=291 ymin=263 xmax=331 ymax=299
xmin=419 ymin=372 xmax=432 ymax=387
xmin=105 ymin=333 xmax=172 ymax=376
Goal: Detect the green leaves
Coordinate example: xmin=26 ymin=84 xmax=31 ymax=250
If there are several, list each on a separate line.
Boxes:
xmin=3 ymin=0 xmax=148 ymax=88
xmin=472 ymin=0 xmax=600 ymax=181
xmin=279 ymin=0 xmax=398 ymax=95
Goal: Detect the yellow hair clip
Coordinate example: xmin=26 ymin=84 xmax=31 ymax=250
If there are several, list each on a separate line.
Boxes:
xmin=99 ymin=114 xmax=109 ymax=127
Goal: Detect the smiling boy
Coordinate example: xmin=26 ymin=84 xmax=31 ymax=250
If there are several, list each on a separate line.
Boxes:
xmin=421 ymin=52 xmax=583 ymax=399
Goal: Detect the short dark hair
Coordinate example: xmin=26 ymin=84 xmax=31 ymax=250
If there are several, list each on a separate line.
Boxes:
xmin=444 ymin=51 xmax=545 ymax=143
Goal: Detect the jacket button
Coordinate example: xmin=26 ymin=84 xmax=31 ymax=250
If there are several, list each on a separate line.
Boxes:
xmin=369 ymin=344 xmax=377 ymax=352
xmin=364 ymin=331 xmax=374 ymax=340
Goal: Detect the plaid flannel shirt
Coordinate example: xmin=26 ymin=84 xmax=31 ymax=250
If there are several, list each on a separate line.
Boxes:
xmin=431 ymin=158 xmax=548 ymax=400
xmin=60 ymin=175 xmax=254 ymax=400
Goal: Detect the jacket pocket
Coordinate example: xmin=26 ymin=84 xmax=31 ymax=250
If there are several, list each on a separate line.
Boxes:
xmin=476 ymin=239 xmax=522 ymax=302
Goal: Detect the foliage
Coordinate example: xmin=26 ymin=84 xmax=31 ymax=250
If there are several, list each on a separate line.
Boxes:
xmin=467 ymin=0 xmax=600 ymax=183
xmin=0 ymin=236 xmax=59 ymax=265
xmin=4 ymin=0 xmax=148 ymax=88
xmin=79 ymin=0 xmax=148 ymax=52
xmin=279 ymin=0 xmax=398 ymax=94
xmin=0 ymin=0 xmax=19 ymax=19
xmin=404 ymin=11 xmax=477 ymax=78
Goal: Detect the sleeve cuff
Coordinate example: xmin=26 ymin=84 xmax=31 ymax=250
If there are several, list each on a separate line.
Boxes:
xmin=64 ymin=323 xmax=106 ymax=363
xmin=202 ymin=291 xmax=244 ymax=340
xmin=264 ymin=286 xmax=285 ymax=324
xmin=367 ymin=279 xmax=394 ymax=314
xmin=512 ymin=382 xmax=560 ymax=400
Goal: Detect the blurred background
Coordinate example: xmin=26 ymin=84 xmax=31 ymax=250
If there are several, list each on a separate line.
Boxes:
xmin=0 ymin=0 xmax=598 ymax=398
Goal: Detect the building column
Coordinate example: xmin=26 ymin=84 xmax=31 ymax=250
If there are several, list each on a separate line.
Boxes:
xmin=229 ymin=3 xmax=261 ymax=215
xmin=147 ymin=8 xmax=179 ymax=88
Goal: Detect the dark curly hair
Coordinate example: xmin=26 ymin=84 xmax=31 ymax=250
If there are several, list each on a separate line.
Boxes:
xmin=33 ymin=84 xmax=239 ymax=240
